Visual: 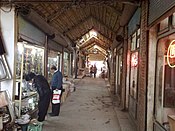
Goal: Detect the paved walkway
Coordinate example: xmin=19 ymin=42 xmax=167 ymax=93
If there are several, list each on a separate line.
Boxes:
xmin=42 ymin=77 xmax=136 ymax=131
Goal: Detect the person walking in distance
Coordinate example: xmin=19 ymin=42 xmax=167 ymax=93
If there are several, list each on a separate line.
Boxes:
xmin=49 ymin=65 xmax=63 ymax=116
xmin=25 ymin=72 xmax=51 ymax=122
xmin=93 ymin=65 xmax=97 ymax=78
xmin=89 ymin=65 xmax=93 ymax=77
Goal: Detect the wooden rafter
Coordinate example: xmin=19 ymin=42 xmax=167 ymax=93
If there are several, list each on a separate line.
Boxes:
xmin=104 ymin=5 xmax=122 ymax=16
xmin=80 ymin=41 xmax=107 ymax=51
xmin=93 ymin=28 xmax=113 ymax=42
xmin=91 ymin=15 xmax=116 ymax=33
xmin=47 ymin=3 xmax=72 ymax=23
xmin=79 ymin=37 xmax=109 ymax=50
xmin=73 ymin=27 xmax=93 ymax=41
xmin=63 ymin=15 xmax=92 ymax=34
xmin=0 ymin=0 xmax=140 ymax=6
xmin=93 ymin=37 xmax=110 ymax=48
xmin=83 ymin=43 xmax=95 ymax=50
xmin=87 ymin=46 xmax=107 ymax=56
xmin=0 ymin=0 xmax=139 ymax=3
xmin=65 ymin=15 xmax=116 ymax=36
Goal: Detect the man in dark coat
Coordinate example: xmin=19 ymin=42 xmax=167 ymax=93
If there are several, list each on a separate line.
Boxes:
xmin=49 ymin=65 xmax=63 ymax=116
xmin=25 ymin=72 xmax=51 ymax=122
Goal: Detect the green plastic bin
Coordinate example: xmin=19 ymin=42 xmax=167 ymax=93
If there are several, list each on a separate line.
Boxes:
xmin=27 ymin=122 xmax=43 ymax=131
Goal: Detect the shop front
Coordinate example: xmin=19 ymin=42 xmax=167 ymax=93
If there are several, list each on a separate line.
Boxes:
xmin=128 ymin=28 xmax=140 ymax=122
xmin=15 ymin=41 xmax=45 ymax=116
xmin=47 ymin=39 xmax=63 ymax=82
xmin=147 ymin=1 xmax=175 ymax=130
xmin=150 ymin=15 xmax=175 ymax=131
xmin=47 ymin=50 xmax=61 ymax=82
xmin=114 ymin=46 xmax=123 ymax=101
xmin=126 ymin=8 xmax=140 ymax=124
xmin=14 ymin=14 xmax=48 ymax=119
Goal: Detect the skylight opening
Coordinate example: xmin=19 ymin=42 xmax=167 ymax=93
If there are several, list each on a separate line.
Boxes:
xmin=90 ymin=30 xmax=97 ymax=37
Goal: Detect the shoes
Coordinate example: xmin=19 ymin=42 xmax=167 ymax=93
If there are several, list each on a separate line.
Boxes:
xmin=48 ymin=113 xmax=58 ymax=117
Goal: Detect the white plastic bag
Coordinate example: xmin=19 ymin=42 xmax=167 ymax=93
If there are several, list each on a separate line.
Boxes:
xmin=52 ymin=89 xmax=61 ymax=104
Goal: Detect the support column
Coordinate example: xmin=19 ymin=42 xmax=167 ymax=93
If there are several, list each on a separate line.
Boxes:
xmin=44 ymin=35 xmax=48 ymax=78
xmin=61 ymin=47 xmax=64 ymax=74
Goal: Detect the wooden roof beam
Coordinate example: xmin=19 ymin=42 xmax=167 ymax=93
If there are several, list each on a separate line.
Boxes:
xmin=120 ymin=0 xmax=140 ymax=6
xmin=74 ymin=27 xmax=94 ymax=41
xmin=63 ymin=15 xmax=92 ymax=35
xmin=93 ymin=37 xmax=110 ymax=48
xmin=47 ymin=4 xmax=72 ymax=23
xmin=64 ymin=15 xmax=116 ymax=39
xmin=91 ymin=15 xmax=116 ymax=34
xmin=0 ymin=0 xmax=140 ymax=6
xmin=87 ymin=43 xmax=107 ymax=53
xmin=81 ymin=41 xmax=107 ymax=54
xmin=104 ymin=5 xmax=122 ymax=16
xmin=80 ymin=38 xmax=108 ymax=50
xmin=87 ymin=47 xmax=107 ymax=56
xmin=92 ymin=28 xmax=113 ymax=43
xmin=0 ymin=0 xmax=123 ymax=3
xmin=82 ymin=44 xmax=107 ymax=56
xmin=73 ymin=27 xmax=113 ymax=44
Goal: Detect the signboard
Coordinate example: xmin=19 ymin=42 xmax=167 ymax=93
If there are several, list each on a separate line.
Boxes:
xmin=131 ymin=52 xmax=138 ymax=67
xmin=167 ymin=40 xmax=175 ymax=68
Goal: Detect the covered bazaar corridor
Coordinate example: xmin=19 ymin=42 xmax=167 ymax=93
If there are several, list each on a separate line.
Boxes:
xmin=43 ymin=77 xmax=136 ymax=131
xmin=2 ymin=0 xmax=175 ymax=131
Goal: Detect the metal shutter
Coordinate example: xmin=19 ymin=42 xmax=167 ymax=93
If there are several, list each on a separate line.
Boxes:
xmin=148 ymin=0 xmax=175 ymax=25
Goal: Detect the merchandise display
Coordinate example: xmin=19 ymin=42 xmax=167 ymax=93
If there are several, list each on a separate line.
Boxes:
xmin=0 ymin=91 xmax=16 ymax=130
xmin=48 ymin=50 xmax=60 ymax=82
xmin=15 ymin=42 xmax=44 ymax=117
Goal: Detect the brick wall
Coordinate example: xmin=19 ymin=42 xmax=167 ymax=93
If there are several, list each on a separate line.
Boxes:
xmin=137 ymin=0 xmax=149 ymax=131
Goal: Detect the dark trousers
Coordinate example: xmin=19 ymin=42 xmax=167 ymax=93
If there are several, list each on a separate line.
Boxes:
xmin=52 ymin=103 xmax=61 ymax=116
xmin=51 ymin=89 xmax=62 ymax=116
xmin=38 ymin=91 xmax=51 ymax=122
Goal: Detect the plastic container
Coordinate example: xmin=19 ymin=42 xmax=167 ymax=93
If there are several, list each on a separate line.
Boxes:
xmin=27 ymin=121 xmax=43 ymax=131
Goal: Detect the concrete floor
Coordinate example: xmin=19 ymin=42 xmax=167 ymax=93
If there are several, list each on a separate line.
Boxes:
xmin=42 ymin=77 xmax=136 ymax=131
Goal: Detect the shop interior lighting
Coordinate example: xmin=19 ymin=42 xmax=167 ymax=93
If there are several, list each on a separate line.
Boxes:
xmin=17 ymin=42 xmax=24 ymax=54
xmin=53 ymin=58 xmax=57 ymax=62
xmin=31 ymin=49 xmax=36 ymax=56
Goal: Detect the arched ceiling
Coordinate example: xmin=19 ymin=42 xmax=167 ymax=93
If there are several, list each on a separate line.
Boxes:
xmin=1 ymin=0 xmax=140 ymax=60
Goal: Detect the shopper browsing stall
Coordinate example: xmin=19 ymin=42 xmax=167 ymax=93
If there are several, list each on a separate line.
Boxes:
xmin=24 ymin=72 xmax=51 ymax=122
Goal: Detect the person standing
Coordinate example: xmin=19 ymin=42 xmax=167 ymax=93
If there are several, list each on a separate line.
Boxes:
xmin=93 ymin=65 xmax=97 ymax=78
xmin=25 ymin=72 xmax=51 ymax=122
xmin=49 ymin=65 xmax=63 ymax=116
xmin=89 ymin=65 xmax=93 ymax=77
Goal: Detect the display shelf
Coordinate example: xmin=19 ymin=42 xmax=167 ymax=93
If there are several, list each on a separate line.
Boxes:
xmin=14 ymin=42 xmax=44 ymax=117
xmin=21 ymin=92 xmax=37 ymax=100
